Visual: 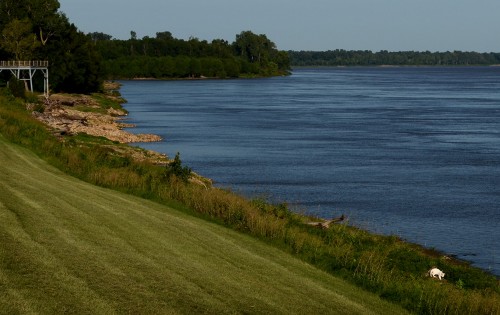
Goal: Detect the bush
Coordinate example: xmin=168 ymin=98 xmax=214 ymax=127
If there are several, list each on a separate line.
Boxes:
xmin=165 ymin=152 xmax=191 ymax=182
xmin=25 ymin=92 xmax=41 ymax=104
xmin=8 ymin=77 xmax=26 ymax=99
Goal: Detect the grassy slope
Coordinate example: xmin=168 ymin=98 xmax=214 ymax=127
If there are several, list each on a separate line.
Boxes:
xmin=0 ymin=135 xmax=407 ymax=314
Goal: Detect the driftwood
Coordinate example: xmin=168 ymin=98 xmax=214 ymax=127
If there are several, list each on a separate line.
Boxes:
xmin=306 ymin=214 xmax=346 ymax=229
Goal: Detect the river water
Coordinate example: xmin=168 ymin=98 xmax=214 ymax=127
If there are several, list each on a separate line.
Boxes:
xmin=119 ymin=67 xmax=500 ymax=276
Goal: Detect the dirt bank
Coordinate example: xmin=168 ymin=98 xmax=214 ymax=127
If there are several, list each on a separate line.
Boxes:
xmin=33 ymin=93 xmax=161 ymax=143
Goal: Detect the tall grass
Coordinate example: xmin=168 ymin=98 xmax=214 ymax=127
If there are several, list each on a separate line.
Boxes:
xmin=1 ymin=88 xmax=498 ymax=314
xmin=0 ymin=137 xmax=409 ymax=314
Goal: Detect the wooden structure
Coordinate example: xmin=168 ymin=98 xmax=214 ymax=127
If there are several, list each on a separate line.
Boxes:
xmin=0 ymin=61 xmax=49 ymax=97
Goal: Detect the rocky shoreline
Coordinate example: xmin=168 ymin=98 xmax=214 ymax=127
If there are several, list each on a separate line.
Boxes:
xmin=29 ymin=85 xmax=211 ymax=186
xmin=33 ymin=94 xmax=161 ymax=144
xmin=27 ymin=87 xmax=172 ymax=166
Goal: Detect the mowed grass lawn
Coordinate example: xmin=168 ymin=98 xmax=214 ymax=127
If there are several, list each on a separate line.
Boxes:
xmin=0 ymin=136 xmax=407 ymax=314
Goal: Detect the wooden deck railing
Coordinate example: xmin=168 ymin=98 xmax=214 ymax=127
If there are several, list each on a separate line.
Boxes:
xmin=0 ymin=61 xmax=49 ymax=67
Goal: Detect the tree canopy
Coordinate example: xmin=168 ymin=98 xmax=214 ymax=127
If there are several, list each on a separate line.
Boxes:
xmin=93 ymin=30 xmax=290 ymax=79
xmin=0 ymin=0 xmax=290 ymax=92
xmin=0 ymin=0 xmax=102 ymax=93
xmin=289 ymin=50 xmax=500 ymax=67
xmin=1 ymin=18 xmax=39 ymax=60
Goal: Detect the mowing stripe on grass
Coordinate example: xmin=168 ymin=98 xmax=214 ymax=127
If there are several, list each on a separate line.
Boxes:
xmin=0 ymin=135 xmax=407 ymax=314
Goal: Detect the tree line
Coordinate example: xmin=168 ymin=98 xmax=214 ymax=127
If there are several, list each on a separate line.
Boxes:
xmin=0 ymin=1 xmax=290 ymax=94
xmin=0 ymin=0 xmax=102 ymax=93
xmin=289 ymin=50 xmax=500 ymax=66
xmin=91 ymin=30 xmax=291 ymax=79
xmin=2 ymin=0 xmax=499 ymax=94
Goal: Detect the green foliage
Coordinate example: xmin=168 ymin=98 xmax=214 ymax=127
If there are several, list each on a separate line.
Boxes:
xmin=233 ymin=31 xmax=275 ymax=64
xmin=456 ymin=278 xmax=465 ymax=290
xmin=252 ymin=198 xmax=293 ymax=220
xmin=41 ymin=22 xmax=103 ymax=93
xmin=88 ymin=31 xmax=113 ymax=42
xmin=165 ymin=152 xmax=191 ymax=182
xmin=386 ymin=247 xmax=430 ymax=274
xmin=24 ymin=91 xmax=40 ymax=104
xmin=7 ymin=76 xmax=25 ymax=99
xmin=90 ymin=93 xmax=126 ymax=112
xmin=0 ymin=0 xmax=103 ymax=93
xmin=289 ymin=49 xmax=500 ymax=66
xmin=0 ymin=11 xmax=291 ymax=83
xmin=96 ymin=30 xmax=290 ymax=79
xmin=0 ymin=18 xmax=40 ymax=60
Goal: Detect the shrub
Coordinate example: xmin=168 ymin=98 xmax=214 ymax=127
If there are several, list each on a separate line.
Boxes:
xmin=8 ymin=77 xmax=26 ymax=99
xmin=165 ymin=152 xmax=191 ymax=182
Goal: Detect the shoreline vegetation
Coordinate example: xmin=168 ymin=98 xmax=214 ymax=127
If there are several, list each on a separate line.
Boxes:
xmin=93 ymin=30 xmax=291 ymax=80
xmin=288 ymin=50 xmax=500 ymax=67
xmin=0 ymin=83 xmax=499 ymax=314
xmin=0 ymin=131 xmax=408 ymax=314
xmin=291 ymin=64 xmax=500 ymax=69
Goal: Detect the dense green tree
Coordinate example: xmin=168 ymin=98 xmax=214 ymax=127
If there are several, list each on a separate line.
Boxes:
xmin=40 ymin=20 xmax=102 ymax=93
xmin=160 ymin=56 xmax=176 ymax=77
xmin=189 ymin=58 xmax=201 ymax=77
xmin=1 ymin=3 xmax=289 ymax=84
xmin=26 ymin=0 xmax=60 ymax=45
xmin=174 ymin=55 xmax=190 ymax=77
xmin=232 ymin=30 xmax=289 ymax=76
xmin=223 ymin=58 xmax=240 ymax=77
xmin=274 ymin=51 xmax=291 ymax=71
xmin=1 ymin=18 xmax=39 ymax=60
xmin=0 ymin=0 xmax=27 ymax=28
xmin=156 ymin=31 xmax=173 ymax=41
xmin=0 ymin=0 xmax=61 ymax=47
xmin=211 ymin=39 xmax=233 ymax=58
xmin=94 ymin=30 xmax=290 ymax=79
xmin=89 ymin=32 xmax=113 ymax=42
xmin=289 ymin=50 xmax=500 ymax=66
xmin=233 ymin=31 xmax=276 ymax=65
xmin=0 ymin=0 xmax=103 ymax=93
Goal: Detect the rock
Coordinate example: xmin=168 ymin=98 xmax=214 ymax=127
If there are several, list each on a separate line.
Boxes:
xmin=61 ymin=100 xmax=75 ymax=106
xmin=33 ymin=94 xmax=162 ymax=144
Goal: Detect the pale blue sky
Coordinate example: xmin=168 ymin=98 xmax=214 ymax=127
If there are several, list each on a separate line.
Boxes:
xmin=59 ymin=0 xmax=500 ymax=52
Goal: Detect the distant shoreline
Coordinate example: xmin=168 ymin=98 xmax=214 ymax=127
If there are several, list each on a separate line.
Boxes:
xmin=291 ymin=64 xmax=500 ymax=69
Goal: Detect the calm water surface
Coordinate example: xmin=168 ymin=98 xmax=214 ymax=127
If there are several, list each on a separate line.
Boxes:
xmin=120 ymin=67 xmax=500 ymax=275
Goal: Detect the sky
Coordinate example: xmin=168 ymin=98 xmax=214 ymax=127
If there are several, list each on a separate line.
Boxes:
xmin=59 ymin=0 xmax=500 ymax=52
